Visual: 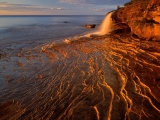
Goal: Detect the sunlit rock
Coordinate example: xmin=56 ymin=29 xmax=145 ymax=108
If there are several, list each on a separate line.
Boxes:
xmin=112 ymin=0 xmax=160 ymax=41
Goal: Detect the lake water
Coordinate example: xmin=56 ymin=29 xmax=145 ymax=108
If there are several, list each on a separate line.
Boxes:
xmin=0 ymin=15 xmax=104 ymax=47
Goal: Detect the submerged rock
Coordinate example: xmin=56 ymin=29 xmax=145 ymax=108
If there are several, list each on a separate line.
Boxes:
xmin=64 ymin=21 xmax=69 ymax=23
xmin=84 ymin=24 xmax=96 ymax=28
xmin=0 ymin=52 xmax=7 ymax=59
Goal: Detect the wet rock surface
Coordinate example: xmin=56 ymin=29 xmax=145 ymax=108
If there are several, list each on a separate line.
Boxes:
xmin=0 ymin=34 xmax=160 ymax=120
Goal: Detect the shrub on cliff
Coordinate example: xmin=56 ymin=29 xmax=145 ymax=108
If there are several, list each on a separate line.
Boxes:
xmin=124 ymin=1 xmax=133 ymax=6
xmin=124 ymin=0 xmax=142 ymax=6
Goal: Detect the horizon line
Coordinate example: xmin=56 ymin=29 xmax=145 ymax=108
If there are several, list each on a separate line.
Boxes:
xmin=0 ymin=14 xmax=105 ymax=16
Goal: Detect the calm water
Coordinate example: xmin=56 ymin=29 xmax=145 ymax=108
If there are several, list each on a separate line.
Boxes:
xmin=0 ymin=15 xmax=104 ymax=46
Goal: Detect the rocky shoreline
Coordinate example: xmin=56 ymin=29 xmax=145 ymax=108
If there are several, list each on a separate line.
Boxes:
xmin=0 ymin=1 xmax=160 ymax=119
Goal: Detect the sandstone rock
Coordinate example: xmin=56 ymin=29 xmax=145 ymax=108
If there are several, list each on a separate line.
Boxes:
xmin=153 ymin=16 xmax=160 ymax=23
xmin=130 ymin=20 xmax=160 ymax=40
xmin=146 ymin=10 xmax=160 ymax=21
xmin=112 ymin=0 xmax=160 ymax=41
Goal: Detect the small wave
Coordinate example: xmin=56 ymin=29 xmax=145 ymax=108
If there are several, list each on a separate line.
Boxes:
xmin=41 ymin=36 xmax=91 ymax=52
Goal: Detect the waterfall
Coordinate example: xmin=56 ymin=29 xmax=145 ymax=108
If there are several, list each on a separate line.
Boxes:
xmin=87 ymin=12 xmax=113 ymax=37
xmin=98 ymin=12 xmax=113 ymax=35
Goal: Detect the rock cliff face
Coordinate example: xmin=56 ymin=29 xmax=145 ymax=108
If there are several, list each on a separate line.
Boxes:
xmin=112 ymin=0 xmax=160 ymax=41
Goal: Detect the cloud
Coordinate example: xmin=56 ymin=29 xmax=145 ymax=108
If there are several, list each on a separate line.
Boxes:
xmin=0 ymin=2 xmax=70 ymax=12
xmin=0 ymin=1 xmax=127 ymax=15
xmin=57 ymin=7 xmax=62 ymax=10
xmin=0 ymin=2 xmax=47 ymax=11
xmin=59 ymin=0 xmax=129 ymax=5
xmin=0 ymin=2 xmax=36 ymax=7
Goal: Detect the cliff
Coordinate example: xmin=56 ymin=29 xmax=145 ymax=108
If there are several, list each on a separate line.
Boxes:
xmin=112 ymin=0 xmax=160 ymax=41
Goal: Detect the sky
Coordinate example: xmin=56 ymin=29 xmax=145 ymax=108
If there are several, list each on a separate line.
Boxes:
xmin=0 ymin=0 xmax=129 ymax=15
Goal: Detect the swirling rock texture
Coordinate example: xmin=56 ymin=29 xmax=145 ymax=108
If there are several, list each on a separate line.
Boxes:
xmin=0 ymin=35 xmax=160 ymax=120
xmin=0 ymin=0 xmax=160 ymax=120
xmin=112 ymin=0 xmax=160 ymax=41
